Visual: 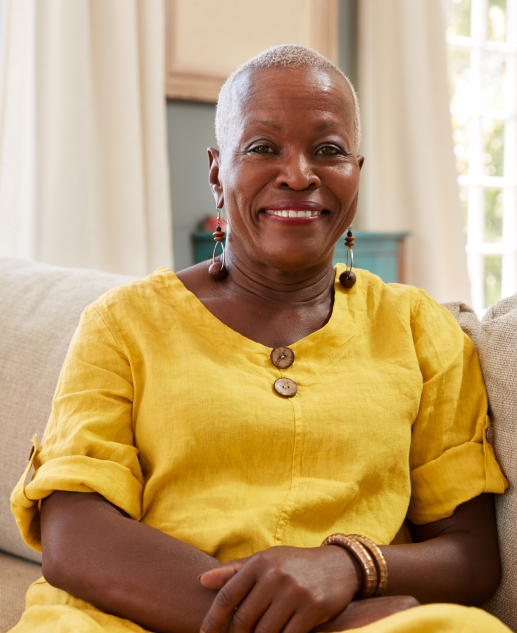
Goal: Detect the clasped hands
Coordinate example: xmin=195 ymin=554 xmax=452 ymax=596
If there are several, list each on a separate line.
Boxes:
xmin=199 ymin=546 xmax=418 ymax=633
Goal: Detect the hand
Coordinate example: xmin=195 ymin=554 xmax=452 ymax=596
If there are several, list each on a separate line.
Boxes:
xmin=198 ymin=545 xmax=362 ymax=633
xmin=313 ymin=596 xmax=420 ymax=632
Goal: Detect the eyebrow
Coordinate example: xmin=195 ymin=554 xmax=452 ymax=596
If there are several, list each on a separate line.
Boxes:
xmin=246 ymin=119 xmax=347 ymax=133
xmin=247 ymin=119 xmax=282 ymax=131
xmin=315 ymin=121 xmax=347 ymax=132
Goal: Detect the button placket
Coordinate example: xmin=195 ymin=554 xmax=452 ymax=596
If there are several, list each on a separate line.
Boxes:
xmin=270 ymin=346 xmax=298 ymax=397
xmin=270 ymin=346 xmax=295 ymax=369
xmin=274 ymin=377 xmax=298 ymax=397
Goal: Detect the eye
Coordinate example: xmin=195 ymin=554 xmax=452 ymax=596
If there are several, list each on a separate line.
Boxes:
xmin=249 ymin=145 xmax=275 ymax=154
xmin=316 ymin=145 xmax=343 ymax=156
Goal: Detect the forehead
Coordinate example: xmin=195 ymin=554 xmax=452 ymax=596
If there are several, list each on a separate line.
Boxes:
xmin=231 ymin=67 xmax=354 ymax=129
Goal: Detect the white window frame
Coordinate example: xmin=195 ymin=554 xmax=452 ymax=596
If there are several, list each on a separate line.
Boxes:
xmin=447 ymin=0 xmax=517 ymax=314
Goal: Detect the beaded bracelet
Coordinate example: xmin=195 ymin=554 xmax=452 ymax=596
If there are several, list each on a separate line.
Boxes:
xmin=321 ymin=533 xmax=378 ymax=598
xmin=348 ymin=534 xmax=388 ymax=597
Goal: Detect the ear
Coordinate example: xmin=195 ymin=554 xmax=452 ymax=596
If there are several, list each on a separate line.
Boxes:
xmin=357 ymin=155 xmax=365 ymax=170
xmin=208 ymin=148 xmax=224 ymax=209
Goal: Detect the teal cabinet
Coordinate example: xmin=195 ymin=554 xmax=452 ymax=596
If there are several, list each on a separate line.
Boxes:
xmin=333 ymin=232 xmax=410 ymax=284
xmin=192 ymin=231 xmax=410 ymax=284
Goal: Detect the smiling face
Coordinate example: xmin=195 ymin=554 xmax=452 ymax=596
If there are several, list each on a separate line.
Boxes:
xmin=208 ymin=67 xmax=364 ymax=273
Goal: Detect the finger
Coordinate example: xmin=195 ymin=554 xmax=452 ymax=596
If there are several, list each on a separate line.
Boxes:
xmin=228 ymin=581 xmax=276 ymax=633
xmin=249 ymin=599 xmax=296 ymax=633
xmin=200 ymin=564 xmax=256 ymax=633
xmin=280 ymin=609 xmax=321 ymax=633
xmin=200 ymin=561 xmax=246 ymax=590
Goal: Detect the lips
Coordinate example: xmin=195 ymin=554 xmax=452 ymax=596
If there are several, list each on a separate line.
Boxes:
xmin=264 ymin=209 xmax=322 ymax=218
xmin=260 ymin=200 xmax=328 ymax=223
xmin=263 ymin=200 xmax=327 ymax=212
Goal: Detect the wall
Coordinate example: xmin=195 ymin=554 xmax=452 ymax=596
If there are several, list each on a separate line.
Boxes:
xmin=339 ymin=0 xmax=358 ymax=88
xmin=167 ymin=100 xmax=217 ymax=272
xmin=167 ymin=0 xmax=358 ymax=272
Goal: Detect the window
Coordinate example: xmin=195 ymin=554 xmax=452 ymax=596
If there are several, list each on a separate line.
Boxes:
xmin=447 ymin=0 xmax=517 ymax=314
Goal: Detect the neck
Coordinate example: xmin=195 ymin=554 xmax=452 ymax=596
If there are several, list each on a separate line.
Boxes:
xmin=223 ymin=245 xmax=336 ymax=309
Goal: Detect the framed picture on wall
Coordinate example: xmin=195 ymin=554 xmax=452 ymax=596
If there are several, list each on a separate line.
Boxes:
xmin=165 ymin=0 xmax=338 ymax=102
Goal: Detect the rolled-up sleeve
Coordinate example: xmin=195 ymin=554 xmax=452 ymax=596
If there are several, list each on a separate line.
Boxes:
xmin=407 ymin=291 xmax=507 ymax=525
xmin=11 ymin=305 xmax=143 ymax=552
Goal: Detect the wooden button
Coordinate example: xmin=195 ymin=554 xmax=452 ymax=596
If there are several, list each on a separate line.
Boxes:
xmin=270 ymin=346 xmax=295 ymax=369
xmin=28 ymin=446 xmax=35 ymax=462
xmin=274 ymin=377 xmax=298 ymax=397
xmin=487 ymin=427 xmax=494 ymax=445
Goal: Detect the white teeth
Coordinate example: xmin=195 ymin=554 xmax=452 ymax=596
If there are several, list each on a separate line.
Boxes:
xmin=266 ymin=209 xmax=322 ymax=218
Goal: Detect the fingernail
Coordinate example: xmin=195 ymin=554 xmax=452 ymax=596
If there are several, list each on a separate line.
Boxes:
xmin=198 ymin=573 xmax=206 ymax=581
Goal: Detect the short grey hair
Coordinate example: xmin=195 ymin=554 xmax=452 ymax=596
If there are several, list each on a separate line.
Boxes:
xmin=215 ymin=44 xmax=361 ymax=153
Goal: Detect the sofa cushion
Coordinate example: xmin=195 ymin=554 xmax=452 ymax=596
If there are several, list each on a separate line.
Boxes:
xmin=0 ymin=550 xmax=42 ymax=633
xmin=0 ymin=258 xmax=134 ymax=563
xmin=478 ymin=294 xmax=517 ymax=630
xmin=441 ymin=301 xmax=482 ymax=346
xmin=444 ymin=297 xmax=517 ymax=628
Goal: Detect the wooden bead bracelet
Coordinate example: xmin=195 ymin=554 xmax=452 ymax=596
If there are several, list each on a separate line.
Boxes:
xmin=321 ymin=533 xmax=388 ymax=598
xmin=348 ymin=534 xmax=389 ymax=597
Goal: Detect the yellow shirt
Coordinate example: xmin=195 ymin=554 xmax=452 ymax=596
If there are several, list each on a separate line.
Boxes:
xmin=10 ymin=265 xmax=509 ymax=632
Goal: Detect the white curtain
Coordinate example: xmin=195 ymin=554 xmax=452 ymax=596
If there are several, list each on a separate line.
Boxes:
xmin=358 ymin=0 xmax=471 ymax=304
xmin=0 ymin=0 xmax=173 ymax=276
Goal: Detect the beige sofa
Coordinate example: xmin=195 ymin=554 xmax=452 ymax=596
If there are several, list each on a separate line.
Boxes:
xmin=0 ymin=257 xmax=516 ymax=632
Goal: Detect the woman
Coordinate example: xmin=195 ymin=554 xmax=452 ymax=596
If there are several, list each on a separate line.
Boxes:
xmin=10 ymin=45 xmax=510 ymax=633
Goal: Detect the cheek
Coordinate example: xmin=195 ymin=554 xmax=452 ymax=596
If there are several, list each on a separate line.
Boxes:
xmin=222 ymin=163 xmax=251 ymax=204
xmin=222 ymin=161 xmax=272 ymax=211
xmin=330 ymin=164 xmax=360 ymax=199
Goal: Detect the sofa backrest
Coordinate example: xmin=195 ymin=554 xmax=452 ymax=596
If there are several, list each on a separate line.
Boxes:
xmin=478 ymin=295 xmax=517 ymax=630
xmin=444 ymin=297 xmax=517 ymax=631
xmin=0 ymin=258 xmax=134 ymax=563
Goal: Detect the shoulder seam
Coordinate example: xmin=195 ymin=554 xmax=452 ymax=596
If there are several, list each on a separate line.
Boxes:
xmin=89 ymin=305 xmax=126 ymax=358
xmin=410 ymin=289 xmax=424 ymax=326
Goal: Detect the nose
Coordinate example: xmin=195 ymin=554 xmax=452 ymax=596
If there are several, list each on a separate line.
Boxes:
xmin=274 ymin=152 xmax=321 ymax=190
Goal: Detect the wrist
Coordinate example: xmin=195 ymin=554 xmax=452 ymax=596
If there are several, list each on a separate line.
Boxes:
xmin=326 ymin=544 xmax=363 ymax=597
xmin=321 ymin=533 xmax=388 ymax=599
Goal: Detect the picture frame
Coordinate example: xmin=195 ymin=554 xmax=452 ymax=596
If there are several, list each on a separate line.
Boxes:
xmin=165 ymin=0 xmax=338 ymax=102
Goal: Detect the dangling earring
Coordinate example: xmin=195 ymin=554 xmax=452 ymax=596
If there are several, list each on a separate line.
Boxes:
xmin=208 ymin=209 xmax=228 ymax=280
xmin=339 ymin=227 xmax=357 ymax=288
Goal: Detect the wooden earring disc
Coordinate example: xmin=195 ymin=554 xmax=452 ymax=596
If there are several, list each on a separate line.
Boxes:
xmin=339 ymin=270 xmax=356 ymax=288
xmin=209 ymin=262 xmax=228 ymax=280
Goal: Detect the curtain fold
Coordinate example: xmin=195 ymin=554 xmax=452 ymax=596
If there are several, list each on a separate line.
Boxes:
xmin=358 ymin=0 xmax=471 ymax=304
xmin=0 ymin=0 xmax=172 ymax=276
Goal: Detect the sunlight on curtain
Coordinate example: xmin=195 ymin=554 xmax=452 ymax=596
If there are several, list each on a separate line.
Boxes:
xmin=358 ymin=0 xmax=472 ymax=304
xmin=446 ymin=0 xmax=517 ymax=315
xmin=0 ymin=0 xmax=172 ymax=277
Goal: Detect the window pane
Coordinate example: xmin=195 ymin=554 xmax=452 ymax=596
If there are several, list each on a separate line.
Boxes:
xmin=447 ymin=47 xmax=472 ymax=109
xmin=447 ymin=0 xmax=471 ymax=37
xmin=487 ymin=0 xmax=506 ymax=43
xmin=482 ymin=52 xmax=506 ymax=110
xmin=484 ymin=189 xmax=504 ymax=243
xmin=452 ymin=115 xmax=470 ymax=175
xmin=484 ymin=256 xmax=502 ymax=308
xmin=459 ymin=186 xmax=469 ymax=236
xmin=483 ymin=120 xmax=504 ymax=176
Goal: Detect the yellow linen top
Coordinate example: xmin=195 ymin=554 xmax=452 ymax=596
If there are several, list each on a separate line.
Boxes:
xmin=10 ymin=265 xmax=508 ymax=632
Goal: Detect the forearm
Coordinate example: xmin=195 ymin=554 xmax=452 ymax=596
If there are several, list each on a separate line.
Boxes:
xmin=380 ymin=533 xmax=495 ymax=605
xmin=41 ymin=492 xmax=220 ymax=633
xmin=379 ymin=496 xmax=500 ymax=605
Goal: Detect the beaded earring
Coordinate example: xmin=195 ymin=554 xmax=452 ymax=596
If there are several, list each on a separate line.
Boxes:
xmin=339 ymin=227 xmax=357 ymax=288
xmin=208 ymin=209 xmax=228 ymax=280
